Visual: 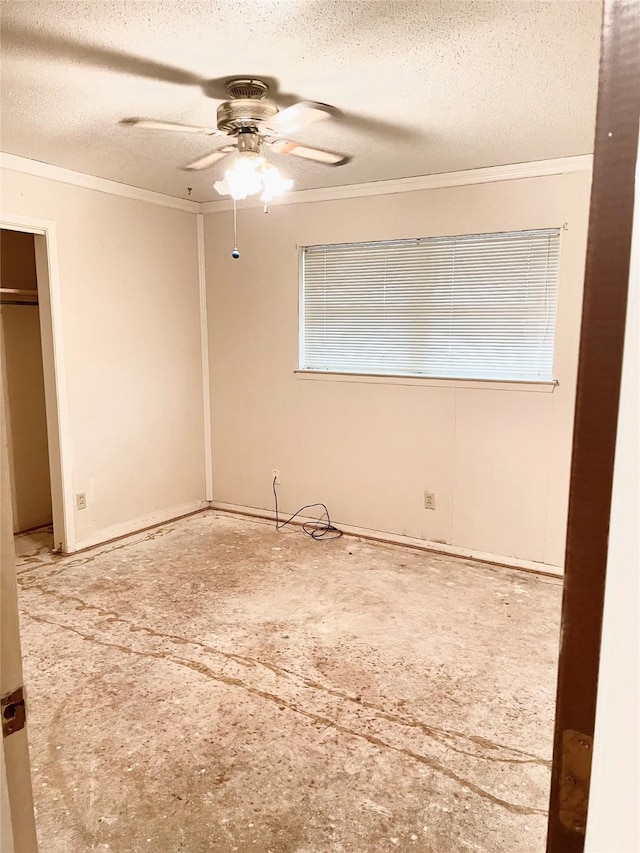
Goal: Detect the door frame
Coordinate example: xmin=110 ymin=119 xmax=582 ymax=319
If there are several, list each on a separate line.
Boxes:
xmin=1 ymin=214 xmax=75 ymax=552
xmin=546 ymin=1 xmax=640 ymax=850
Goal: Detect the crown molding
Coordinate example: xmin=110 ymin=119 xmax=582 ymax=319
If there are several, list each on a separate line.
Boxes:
xmin=0 ymin=152 xmax=200 ymax=213
xmin=1 ymin=151 xmax=592 ymax=215
xmin=200 ymin=154 xmax=593 ymax=213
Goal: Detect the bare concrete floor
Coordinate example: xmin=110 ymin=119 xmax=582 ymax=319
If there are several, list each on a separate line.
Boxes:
xmin=15 ymin=512 xmax=562 ymax=853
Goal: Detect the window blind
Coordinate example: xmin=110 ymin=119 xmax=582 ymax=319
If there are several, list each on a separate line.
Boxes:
xmin=301 ymin=228 xmax=561 ymax=382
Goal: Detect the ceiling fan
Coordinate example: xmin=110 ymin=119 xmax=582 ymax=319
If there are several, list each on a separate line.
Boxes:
xmin=122 ymin=77 xmax=352 ymax=173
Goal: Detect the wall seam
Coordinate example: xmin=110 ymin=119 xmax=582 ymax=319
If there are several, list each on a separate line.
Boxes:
xmin=449 ymin=387 xmax=458 ymax=546
xmin=196 ymin=214 xmax=213 ymax=502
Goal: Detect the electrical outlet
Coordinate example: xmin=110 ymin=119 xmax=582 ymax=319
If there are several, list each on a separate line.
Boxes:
xmin=272 ymin=469 xmax=281 ymax=485
xmin=76 ymin=492 xmax=87 ymax=511
xmin=424 ymin=491 xmax=436 ymax=510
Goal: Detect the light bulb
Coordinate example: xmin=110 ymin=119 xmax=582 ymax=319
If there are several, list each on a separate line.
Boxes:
xmin=259 ymin=161 xmax=293 ymax=202
xmin=213 ymin=153 xmax=293 ymax=201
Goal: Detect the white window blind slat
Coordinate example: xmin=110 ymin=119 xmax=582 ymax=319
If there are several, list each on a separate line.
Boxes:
xmin=301 ymin=228 xmax=560 ymax=382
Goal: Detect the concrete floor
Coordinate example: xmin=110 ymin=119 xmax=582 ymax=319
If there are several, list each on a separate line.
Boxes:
xmin=15 ymin=511 xmax=562 ymax=853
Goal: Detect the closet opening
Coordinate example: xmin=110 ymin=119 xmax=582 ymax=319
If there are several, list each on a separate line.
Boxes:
xmin=0 ymin=222 xmax=71 ymax=556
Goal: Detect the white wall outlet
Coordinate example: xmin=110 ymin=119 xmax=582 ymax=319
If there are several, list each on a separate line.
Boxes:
xmin=76 ymin=492 xmax=87 ymax=511
xmin=424 ymin=491 xmax=436 ymax=510
xmin=272 ymin=469 xmax=281 ymax=485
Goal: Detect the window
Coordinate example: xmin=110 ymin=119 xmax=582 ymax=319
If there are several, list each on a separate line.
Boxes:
xmin=301 ymin=228 xmax=561 ymax=382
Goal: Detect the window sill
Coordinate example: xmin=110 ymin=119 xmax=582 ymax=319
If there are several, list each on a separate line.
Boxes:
xmin=294 ymin=370 xmax=558 ymax=393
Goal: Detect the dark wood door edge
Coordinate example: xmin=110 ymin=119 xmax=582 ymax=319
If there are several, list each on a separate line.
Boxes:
xmin=546 ymin=2 xmax=640 ymax=851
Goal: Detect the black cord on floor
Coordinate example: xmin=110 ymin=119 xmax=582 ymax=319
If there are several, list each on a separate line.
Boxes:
xmin=272 ymin=477 xmax=342 ymax=541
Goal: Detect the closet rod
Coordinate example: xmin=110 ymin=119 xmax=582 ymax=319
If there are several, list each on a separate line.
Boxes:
xmin=0 ymin=288 xmax=39 ymax=297
xmin=0 ymin=287 xmax=39 ymax=306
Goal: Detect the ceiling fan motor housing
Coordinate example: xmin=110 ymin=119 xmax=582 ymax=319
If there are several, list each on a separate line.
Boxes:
xmin=217 ymin=77 xmax=278 ymax=132
xmin=217 ymin=98 xmax=278 ymax=131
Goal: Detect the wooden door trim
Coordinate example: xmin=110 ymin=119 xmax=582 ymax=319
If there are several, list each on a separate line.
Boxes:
xmin=546 ymin=2 xmax=640 ymax=850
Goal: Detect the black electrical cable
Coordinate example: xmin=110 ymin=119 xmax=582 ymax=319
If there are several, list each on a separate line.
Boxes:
xmin=272 ymin=476 xmax=342 ymax=541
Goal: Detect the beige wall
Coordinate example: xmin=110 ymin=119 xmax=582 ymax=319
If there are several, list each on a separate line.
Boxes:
xmin=1 ymin=169 xmax=206 ymax=548
xmin=1 ymin=229 xmax=53 ymax=532
xmin=205 ymin=172 xmax=591 ymax=568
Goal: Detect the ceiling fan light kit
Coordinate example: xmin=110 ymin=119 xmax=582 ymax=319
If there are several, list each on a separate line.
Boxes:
xmin=213 ymin=152 xmax=293 ymax=203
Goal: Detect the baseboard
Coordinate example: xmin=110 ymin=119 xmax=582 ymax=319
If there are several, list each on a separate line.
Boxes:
xmin=71 ymin=500 xmax=209 ymax=553
xmin=67 ymin=498 xmax=564 ymax=579
xmin=13 ymin=519 xmax=54 ymax=536
xmin=211 ymin=501 xmax=564 ymax=579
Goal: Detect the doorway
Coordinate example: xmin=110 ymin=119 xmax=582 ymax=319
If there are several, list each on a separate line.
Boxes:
xmin=0 ymin=218 xmax=73 ymax=554
xmin=1 ymin=229 xmax=53 ymax=551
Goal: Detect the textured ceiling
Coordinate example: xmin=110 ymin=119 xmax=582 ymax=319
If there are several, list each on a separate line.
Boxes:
xmin=0 ymin=1 xmax=601 ymax=202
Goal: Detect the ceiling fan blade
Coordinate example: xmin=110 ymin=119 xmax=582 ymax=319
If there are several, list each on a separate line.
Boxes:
xmin=340 ymin=112 xmax=422 ymax=140
xmin=267 ymin=101 xmax=339 ymax=134
xmin=121 ymin=118 xmax=222 ymax=136
xmin=267 ymin=138 xmax=351 ymax=166
xmin=182 ymin=147 xmax=236 ymax=171
xmin=0 ymin=23 xmax=206 ymax=88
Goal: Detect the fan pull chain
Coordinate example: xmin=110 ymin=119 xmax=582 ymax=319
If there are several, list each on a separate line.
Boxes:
xmin=231 ymin=197 xmax=240 ymax=259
